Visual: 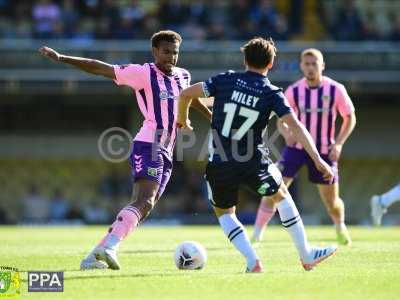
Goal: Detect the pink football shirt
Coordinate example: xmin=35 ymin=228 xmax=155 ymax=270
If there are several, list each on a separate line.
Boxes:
xmin=113 ymin=63 xmax=191 ymax=157
xmin=285 ymin=76 xmax=355 ymax=155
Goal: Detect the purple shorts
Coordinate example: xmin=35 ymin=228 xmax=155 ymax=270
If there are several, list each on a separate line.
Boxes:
xmin=278 ymin=146 xmax=338 ymax=184
xmin=129 ymin=141 xmax=173 ymax=198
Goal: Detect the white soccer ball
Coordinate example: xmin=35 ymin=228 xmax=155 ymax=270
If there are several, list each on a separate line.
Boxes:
xmin=174 ymin=241 xmax=207 ymax=270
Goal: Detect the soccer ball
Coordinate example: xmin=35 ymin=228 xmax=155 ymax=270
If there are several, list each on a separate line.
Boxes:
xmin=174 ymin=241 xmax=207 ymax=270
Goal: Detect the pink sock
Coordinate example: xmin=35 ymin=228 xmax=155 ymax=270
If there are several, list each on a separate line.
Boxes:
xmin=255 ymin=201 xmax=276 ymax=227
xmin=98 ymin=205 xmax=142 ymax=248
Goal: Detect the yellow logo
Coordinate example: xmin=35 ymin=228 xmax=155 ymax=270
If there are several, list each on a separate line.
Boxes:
xmin=0 ymin=267 xmax=20 ymax=298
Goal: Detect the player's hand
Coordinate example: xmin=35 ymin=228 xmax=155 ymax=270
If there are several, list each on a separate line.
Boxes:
xmin=176 ymin=119 xmax=193 ymax=131
xmin=314 ymin=157 xmax=334 ymax=183
xmin=328 ymin=143 xmax=343 ymax=161
xmin=39 ymin=46 xmax=61 ymax=62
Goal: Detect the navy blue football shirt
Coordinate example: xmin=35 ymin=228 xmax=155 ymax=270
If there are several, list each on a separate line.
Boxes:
xmin=202 ymin=70 xmax=292 ymax=162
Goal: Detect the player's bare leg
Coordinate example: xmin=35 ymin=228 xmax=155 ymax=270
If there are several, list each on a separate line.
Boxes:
xmin=270 ymin=183 xmax=337 ymax=271
xmin=214 ymin=206 xmax=263 ymax=273
xmin=80 ymin=179 xmax=159 ymax=270
xmin=317 ymin=183 xmax=351 ymax=246
xmin=252 ymin=177 xmax=293 ymax=244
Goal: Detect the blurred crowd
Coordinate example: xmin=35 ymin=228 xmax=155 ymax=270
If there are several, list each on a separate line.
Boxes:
xmin=4 ymin=161 xmax=211 ymax=225
xmin=0 ymin=0 xmax=399 ymax=42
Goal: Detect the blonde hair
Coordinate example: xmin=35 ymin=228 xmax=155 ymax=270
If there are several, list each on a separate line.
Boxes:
xmin=300 ymin=48 xmax=324 ymax=63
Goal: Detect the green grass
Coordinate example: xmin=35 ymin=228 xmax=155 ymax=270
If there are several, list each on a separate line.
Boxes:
xmin=1 ymin=225 xmax=399 ymax=300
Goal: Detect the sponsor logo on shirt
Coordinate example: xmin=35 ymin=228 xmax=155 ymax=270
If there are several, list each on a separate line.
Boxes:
xmin=159 ymin=90 xmax=176 ymax=100
xmin=322 ymin=95 xmax=331 ymax=102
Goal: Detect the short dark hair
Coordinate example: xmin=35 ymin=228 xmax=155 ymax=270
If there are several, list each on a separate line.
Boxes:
xmin=240 ymin=37 xmax=277 ymax=69
xmin=151 ymin=30 xmax=182 ymax=48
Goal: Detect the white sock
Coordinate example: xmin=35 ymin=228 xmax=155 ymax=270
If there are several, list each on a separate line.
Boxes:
xmin=218 ymin=213 xmax=258 ymax=268
xmin=380 ymin=183 xmax=400 ymax=208
xmin=276 ymin=195 xmax=310 ymax=260
xmin=335 ymin=222 xmax=346 ymax=232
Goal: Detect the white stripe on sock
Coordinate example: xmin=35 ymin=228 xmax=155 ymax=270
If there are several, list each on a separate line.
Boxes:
xmin=218 ymin=213 xmax=258 ymax=267
xmin=276 ymin=195 xmax=310 ymax=260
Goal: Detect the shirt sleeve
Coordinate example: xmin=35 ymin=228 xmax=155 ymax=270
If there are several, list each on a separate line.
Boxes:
xmin=201 ymin=74 xmax=220 ymax=97
xmin=336 ymin=84 xmax=355 ymax=117
xmin=271 ymin=91 xmax=292 ymax=118
xmin=284 ymin=86 xmax=298 ymax=115
xmin=113 ymin=64 xmax=146 ymax=90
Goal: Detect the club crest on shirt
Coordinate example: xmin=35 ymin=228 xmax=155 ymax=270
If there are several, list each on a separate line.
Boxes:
xmin=159 ymin=90 xmax=169 ymax=100
xmin=322 ymin=95 xmax=331 ymax=102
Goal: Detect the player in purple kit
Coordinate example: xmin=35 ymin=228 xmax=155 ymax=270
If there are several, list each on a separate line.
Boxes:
xmin=39 ymin=30 xmax=212 ymax=270
xmin=252 ymin=48 xmax=356 ymax=246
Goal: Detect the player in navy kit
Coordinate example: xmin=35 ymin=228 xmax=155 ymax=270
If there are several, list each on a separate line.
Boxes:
xmin=177 ymin=37 xmax=337 ymax=273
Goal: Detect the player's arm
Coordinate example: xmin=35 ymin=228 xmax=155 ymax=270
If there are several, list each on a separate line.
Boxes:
xmin=329 ymin=112 xmax=356 ymax=161
xmin=177 ymin=83 xmax=207 ymax=130
xmin=277 ymin=119 xmax=296 ymax=146
xmin=190 ymin=98 xmax=212 ymax=123
xmin=38 ymin=46 xmax=115 ymax=79
xmin=280 ymin=112 xmax=334 ymax=182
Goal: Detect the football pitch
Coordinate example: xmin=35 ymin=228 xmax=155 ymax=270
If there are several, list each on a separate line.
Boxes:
xmin=1 ymin=225 xmax=399 ymax=300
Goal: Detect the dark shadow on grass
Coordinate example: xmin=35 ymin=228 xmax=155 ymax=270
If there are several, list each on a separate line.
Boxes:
xmin=121 ymin=246 xmax=227 ymax=255
xmin=63 ymin=273 xmax=189 ymax=280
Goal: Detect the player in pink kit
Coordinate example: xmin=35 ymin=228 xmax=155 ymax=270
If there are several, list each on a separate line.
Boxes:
xmin=39 ymin=30 xmax=212 ymax=270
xmin=252 ymin=48 xmax=356 ymax=245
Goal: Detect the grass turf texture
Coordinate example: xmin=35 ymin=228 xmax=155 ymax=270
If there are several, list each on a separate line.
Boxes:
xmin=1 ymin=226 xmax=399 ymax=300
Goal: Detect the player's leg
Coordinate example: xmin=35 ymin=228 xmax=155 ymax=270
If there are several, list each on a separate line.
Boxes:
xmin=213 ymin=206 xmax=263 ymax=273
xmin=248 ymin=153 xmax=336 ymax=270
xmin=371 ymin=182 xmax=400 ymax=226
xmin=251 ymin=176 xmax=293 ymax=244
xmin=205 ymin=164 xmax=262 ymax=273
xmin=80 ymin=179 xmax=160 ymax=270
xmin=317 ymin=183 xmax=351 ymax=245
xmin=306 ymin=153 xmax=350 ymax=245
xmin=80 ymin=142 xmax=166 ymax=270
xmin=252 ymin=147 xmax=305 ymax=243
xmin=269 ymin=182 xmax=337 ymax=270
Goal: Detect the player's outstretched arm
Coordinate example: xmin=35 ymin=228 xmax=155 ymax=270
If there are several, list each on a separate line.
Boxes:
xmin=38 ymin=46 xmax=116 ymax=79
xmin=177 ymin=83 xmax=208 ymax=130
xmin=280 ymin=112 xmax=334 ymax=182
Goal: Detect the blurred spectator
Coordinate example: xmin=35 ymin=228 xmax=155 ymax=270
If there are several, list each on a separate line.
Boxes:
xmin=97 ymin=0 xmax=120 ymax=38
xmin=390 ymin=15 xmax=400 ymax=41
xmin=49 ymin=188 xmax=70 ymax=221
xmin=158 ymin=0 xmax=187 ymax=31
xmin=83 ymin=198 xmax=110 ymax=224
xmin=206 ymin=2 xmax=230 ymax=40
xmin=186 ymin=0 xmax=209 ymax=26
xmin=70 ymin=18 xmax=95 ymax=45
xmin=250 ymin=0 xmax=281 ymax=38
xmin=60 ymin=0 xmax=79 ymax=38
xmin=0 ymin=0 xmax=11 ymax=17
xmin=229 ymin=0 xmax=253 ymax=39
xmin=288 ymin=0 xmax=303 ymax=35
xmin=332 ymin=0 xmax=364 ymax=41
xmin=115 ymin=0 xmax=145 ymax=39
xmin=0 ymin=1 xmax=397 ymax=41
xmin=32 ymin=0 xmax=61 ymax=39
xmin=22 ymin=185 xmax=50 ymax=222
xmin=99 ymin=169 xmax=131 ymax=199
